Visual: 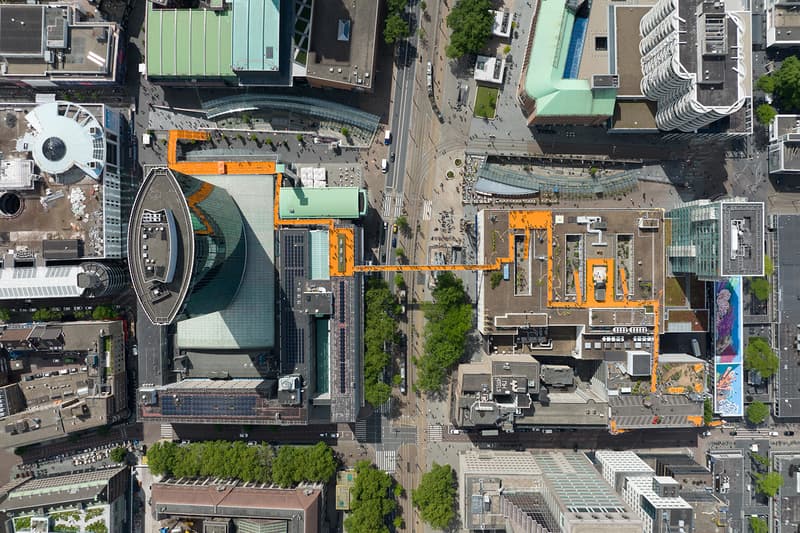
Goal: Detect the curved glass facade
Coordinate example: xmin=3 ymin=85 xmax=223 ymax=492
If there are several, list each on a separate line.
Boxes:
xmin=173 ymin=171 xmax=247 ymax=317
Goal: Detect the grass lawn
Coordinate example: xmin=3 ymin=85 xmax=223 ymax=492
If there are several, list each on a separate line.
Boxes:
xmin=474 ymin=86 xmax=499 ymax=119
xmin=664 ymin=276 xmax=688 ymax=307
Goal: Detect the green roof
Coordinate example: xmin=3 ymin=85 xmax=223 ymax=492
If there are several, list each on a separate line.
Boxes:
xmin=523 ymin=0 xmax=616 ymax=117
xmin=232 ymin=0 xmax=281 ymax=72
xmin=146 ymin=3 xmax=235 ymax=78
xmin=279 ymin=187 xmax=366 ymax=220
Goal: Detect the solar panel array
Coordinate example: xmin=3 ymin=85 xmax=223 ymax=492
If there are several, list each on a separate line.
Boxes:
xmin=338 ymin=281 xmax=345 ymax=323
xmin=339 ymin=334 xmax=346 ymax=393
xmin=160 ymin=394 xmax=257 ymax=417
xmin=280 ymin=231 xmax=309 ymax=373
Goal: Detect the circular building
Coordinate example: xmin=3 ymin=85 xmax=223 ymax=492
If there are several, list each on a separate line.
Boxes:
xmin=18 ymin=101 xmax=105 ymax=183
xmin=128 ymin=167 xmax=247 ymax=325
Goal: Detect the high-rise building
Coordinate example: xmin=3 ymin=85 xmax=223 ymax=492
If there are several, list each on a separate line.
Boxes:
xmin=639 ymin=0 xmax=752 ymax=134
xmin=667 ymin=199 xmax=764 ymax=279
xmin=596 ymin=451 xmax=693 ymax=533
xmin=128 ymin=167 xmax=247 ymax=325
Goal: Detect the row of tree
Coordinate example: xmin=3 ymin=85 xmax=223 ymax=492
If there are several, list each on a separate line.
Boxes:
xmin=416 ymin=272 xmax=472 ymax=392
xmin=146 ymin=441 xmax=336 ymax=487
xmin=757 ymin=56 xmax=800 ymax=123
xmin=364 ymin=279 xmax=402 ymax=406
xmin=384 ymin=0 xmax=411 ymax=44
xmin=343 ymin=461 xmax=399 ymax=533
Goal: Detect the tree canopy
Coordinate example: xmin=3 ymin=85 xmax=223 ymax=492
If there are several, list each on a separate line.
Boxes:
xmin=745 ymin=337 xmax=779 ymax=379
xmin=32 ymin=308 xmax=62 ymax=322
xmin=344 ymin=461 xmax=398 ymax=533
xmin=412 ymin=463 xmax=457 ymax=529
xmin=446 ymin=0 xmax=494 ymax=59
xmin=364 ymin=279 xmax=401 ymax=406
xmin=417 ymin=272 xmax=472 ymax=392
xmin=748 ymin=516 xmax=768 ymax=533
xmin=0 ymin=308 xmax=9 ymax=322
xmin=755 ymin=471 xmax=783 ymax=497
xmin=757 ymin=56 xmax=800 ymax=111
xmin=384 ymin=13 xmax=410 ymax=44
xmin=746 ymin=401 xmax=770 ymax=425
xmin=146 ymin=441 xmax=335 ymax=487
xmin=91 ymin=305 xmax=117 ymax=320
xmin=755 ymin=103 xmax=777 ymax=125
xmin=704 ymin=397 xmax=714 ymax=425
xmin=110 ymin=446 xmax=128 ymax=463
xmin=750 ymin=277 xmax=770 ymax=301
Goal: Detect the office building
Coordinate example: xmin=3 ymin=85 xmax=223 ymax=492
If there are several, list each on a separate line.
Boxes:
xmin=639 ymin=0 xmax=752 ymax=134
xmin=766 ymin=0 xmax=800 ymax=47
xmin=133 ymin=166 xmax=363 ymax=427
xmin=149 ymin=478 xmax=324 ymax=533
xmin=667 ymin=199 xmax=764 ymax=279
xmin=596 ymin=451 xmax=693 ymax=533
xmin=459 ymin=451 xmax=643 ymax=532
xmin=769 ymin=114 xmax=800 ymax=173
xmin=0 ymin=466 xmax=128 ymax=533
xmin=0 ymin=100 xmax=134 ymax=265
xmin=773 ymin=452 xmax=800 ymax=532
xmin=0 ymin=320 xmax=128 ymax=449
xmin=145 ymin=0 xmax=378 ymax=91
xmin=773 ymin=215 xmax=800 ymax=418
xmin=128 ymin=167 xmax=247 ymax=325
xmin=467 ymin=208 xmax=704 ymax=433
xmin=0 ymin=4 xmax=122 ymax=87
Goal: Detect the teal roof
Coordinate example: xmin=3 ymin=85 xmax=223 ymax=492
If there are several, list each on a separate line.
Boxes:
xmin=310 ymin=230 xmax=330 ymax=280
xmin=523 ymin=0 xmax=616 ymax=117
xmin=279 ymin=187 xmax=366 ymax=220
xmin=231 ymin=0 xmax=281 ymax=71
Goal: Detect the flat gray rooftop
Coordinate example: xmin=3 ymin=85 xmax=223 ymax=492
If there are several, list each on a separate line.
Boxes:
xmin=678 ymin=0 xmax=741 ymax=108
xmin=128 ymin=167 xmax=193 ymax=325
xmin=775 ymin=215 xmax=800 ymax=418
xmin=720 ymin=202 xmax=763 ymax=277
xmin=306 ymin=0 xmax=378 ymax=89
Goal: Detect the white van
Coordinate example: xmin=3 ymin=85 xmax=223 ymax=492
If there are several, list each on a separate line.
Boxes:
xmin=381 ymin=159 xmax=388 ymax=173
xmin=384 ymin=130 xmax=392 ymax=145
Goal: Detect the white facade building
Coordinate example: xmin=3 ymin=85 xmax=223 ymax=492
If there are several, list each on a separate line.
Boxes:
xmin=639 ymin=0 xmax=752 ymax=134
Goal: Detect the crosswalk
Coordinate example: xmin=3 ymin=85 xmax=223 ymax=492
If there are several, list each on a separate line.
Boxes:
xmin=427 ymin=424 xmax=443 ymax=443
xmin=422 ymin=200 xmax=433 ymax=221
xmin=375 ymin=450 xmax=397 ymax=473
xmin=382 ymin=194 xmax=405 ymax=218
xmin=160 ymin=424 xmax=175 ymax=440
xmin=378 ymin=398 xmax=393 ymax=415
xmin=355 ymin=420 xmax=367 ymax=441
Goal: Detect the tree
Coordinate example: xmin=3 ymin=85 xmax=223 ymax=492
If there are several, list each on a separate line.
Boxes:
xmin=765 ymin=255 xmax=774 ymax=277
xmin=490 ymin=271 xmax=503 ymax=289
xmin=0 ymin=308 xmax=9 ymax=322
xmin=420 ymin=0 xmax=427 ymax=10
xmin=266 ymin=137 xmax=274 ymax=146
xmin=749 ymin=516 xmax=768 ymax=533
xmin=756 ymin=103 xmax=777 ymax=125
xmin=364 ymin=279 xmax=401 ymax=406
xmin=396 ymin=215 xmax=409 ymax=232
xmin=757 ymin=56 xmax=800 ymax=111
xmin=745 ymin=337 xmax=779 ymax=378
xmin=296 ymin=134 xmax=304 ymax=142
xmin=417 ymin=272 xmax=472 ymax=392
xmin=384 ymin=12 xmax=410 ymax=44
xmin=91 ymin=305 xmax=117 ymax=321
xmin=703 ymin=397 xmax=714 ymax=424
xmin=110 ymin=446 xmax=128 ymax=463
xmin=32 ymin=308 xmax=62 ymax=322
xmin=344 ymin=461 xmax=397 ymax=533
xmin=750 ymin=277 xmax=770 ymax=301
xmin=446 ymin=0 xmax=494 ymax=59
xmin=755 ymin=471 xmax=783 ymax=497
xmin=747 ymin=401 xmax=770 ymax=425
xmin=340 ymin=127 xmax=350 ymax=137
xmin=395 ymin=247 xmax=405 ymax=258
xmin=387 ymin=0 xmax=407 ymax=11
xmin=395 ymin=275 xmax=406 ymax=289
xmin=413 ymin=463 xmax=457 ymax=529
